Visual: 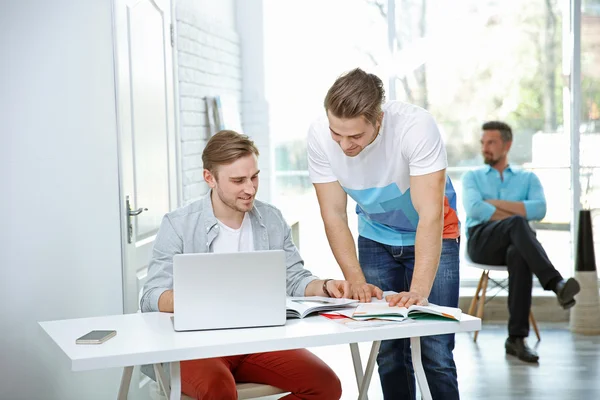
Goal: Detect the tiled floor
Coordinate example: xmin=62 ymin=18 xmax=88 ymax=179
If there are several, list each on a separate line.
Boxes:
xmin=303 ymin=322 xmax=600 ymax=400
xmin=149 ymin=324 xmax=599 ymax=400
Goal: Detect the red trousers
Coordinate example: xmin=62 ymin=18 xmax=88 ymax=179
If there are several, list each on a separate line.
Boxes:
xmin=180 ymin=349 xmax=342 ymax=400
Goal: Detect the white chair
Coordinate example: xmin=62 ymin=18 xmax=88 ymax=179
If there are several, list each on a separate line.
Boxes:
xmin=179 ymin=383 xmax=286 ymax=400
xmin=149 ymin=379 xmax=286 ymax=400
xmin=464 ymin=252 xmax=541 ymax=343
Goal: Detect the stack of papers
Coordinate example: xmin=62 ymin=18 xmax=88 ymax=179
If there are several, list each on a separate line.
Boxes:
xmin=286 ymin=297 xmax=358 ymax=319
xmin=321 ymin=311 xmax=416 ymax=329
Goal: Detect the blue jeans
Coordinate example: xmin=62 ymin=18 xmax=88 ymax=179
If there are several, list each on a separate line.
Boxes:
xmin=358 ymin=236 xmax=460 ymax=400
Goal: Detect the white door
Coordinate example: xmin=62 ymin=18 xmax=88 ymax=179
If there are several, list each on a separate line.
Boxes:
xmin=114 ymin=0 xmax=178 ymax=396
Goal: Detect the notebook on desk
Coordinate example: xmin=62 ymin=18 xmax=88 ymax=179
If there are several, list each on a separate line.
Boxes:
xmin=352 ymin=302 xmax=462 ymax=322
xmin=172 ymin=250 xmax=286 ymax=331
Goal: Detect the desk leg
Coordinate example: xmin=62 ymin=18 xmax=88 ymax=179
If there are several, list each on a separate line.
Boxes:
xmin=357 ymin=341 xmax=380 ymax=400
xmin=349 ymin=343 xmax=366 ymax=396
xmin=410 ymin=337 xmax=432 ymax=400
xmin=153 ymin=364 xmax=171 ymax=398
xmin=117 ymin=366 xmax=133 ymax=400
xmin=169 ymin=361 xmax=181 ymax=400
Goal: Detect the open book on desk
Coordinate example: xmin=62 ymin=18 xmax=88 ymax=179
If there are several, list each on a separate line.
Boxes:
xmin=286 ymin=297 xmax=358 ymax=319
xmin=352 ymin=302 xmax=462 ymax=322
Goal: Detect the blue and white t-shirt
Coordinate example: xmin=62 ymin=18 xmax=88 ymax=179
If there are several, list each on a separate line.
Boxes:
xmin=308 ymin=101 xmax=460 ymax=246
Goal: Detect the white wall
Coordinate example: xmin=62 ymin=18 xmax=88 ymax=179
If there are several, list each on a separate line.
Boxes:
xmin=176 ymin=0 xmax=244 ymax=203
xmin=0 ymin=1 xmax=272 ymax=398
xmin=0 ymin=1 xmax=124 ymax=399
xmin=236 ymin=0 xmax=274 ymax=203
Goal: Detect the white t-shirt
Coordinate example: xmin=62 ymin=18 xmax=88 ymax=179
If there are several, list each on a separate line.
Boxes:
xmin=307 ymin=100 xmax=459 ymax=246
xmin=211 ymin=213 xmax=255 ymax=253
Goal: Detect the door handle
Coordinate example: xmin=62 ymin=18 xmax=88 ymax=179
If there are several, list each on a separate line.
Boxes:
xmin=126 ymin=196 xmax=148 ymax=243
xmin=128 ymin=207 xmax=147 ymax=216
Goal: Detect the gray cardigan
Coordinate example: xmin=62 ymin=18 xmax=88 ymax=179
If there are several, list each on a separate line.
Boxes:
xmin=140 ymin=192 xmax=318 ymax=313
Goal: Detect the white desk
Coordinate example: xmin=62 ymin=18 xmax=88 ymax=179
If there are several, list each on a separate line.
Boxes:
xmin=40 ymin=312 xmax=480 ymax=400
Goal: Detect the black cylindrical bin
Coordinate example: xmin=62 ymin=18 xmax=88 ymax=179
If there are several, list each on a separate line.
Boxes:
xmin=576 ymin=210 xmax=597 ymax=272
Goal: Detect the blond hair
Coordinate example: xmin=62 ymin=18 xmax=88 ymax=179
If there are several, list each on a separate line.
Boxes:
xmin=324 ymin=68 xmax=385 ymax=126
xmin=202 ymin=130 xmax=259 ymax=176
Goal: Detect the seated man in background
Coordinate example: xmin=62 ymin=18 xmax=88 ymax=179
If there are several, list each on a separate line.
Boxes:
xmin=141 ymin=130 xmax=381 ymax=400
xmin=462 ymin=121 xmax=580 ymax=363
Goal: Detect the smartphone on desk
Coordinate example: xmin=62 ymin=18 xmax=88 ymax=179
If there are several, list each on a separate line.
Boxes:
xmin=76 ymin=330 xmax=117 ymax=345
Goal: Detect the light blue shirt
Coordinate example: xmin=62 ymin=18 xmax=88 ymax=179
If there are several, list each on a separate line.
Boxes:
xmin=462 ymin=165 xmax=547 ymax=230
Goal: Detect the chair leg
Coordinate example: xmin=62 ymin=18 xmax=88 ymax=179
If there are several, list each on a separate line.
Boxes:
xmin=468 ymin=272 xmax=486 ymax=316
xmin=529 ymin=310 xmax=541 ymax=341
xmin=474 ymin=271 xmax=489 ymax=343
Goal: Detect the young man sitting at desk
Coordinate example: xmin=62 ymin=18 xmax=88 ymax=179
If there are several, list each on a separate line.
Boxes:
xmin=141 ymin=130 xmax=383 ymax=400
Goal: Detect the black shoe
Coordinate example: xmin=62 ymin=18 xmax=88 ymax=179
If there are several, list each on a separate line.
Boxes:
xmin=554 ymin=278 xmax=581 ymax=309
xmin=505 ymin=337 xmax=539 ymax=363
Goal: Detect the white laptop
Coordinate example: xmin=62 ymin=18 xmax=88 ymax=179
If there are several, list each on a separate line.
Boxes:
xmin=172 ymin=250 xmax=286 ymax=332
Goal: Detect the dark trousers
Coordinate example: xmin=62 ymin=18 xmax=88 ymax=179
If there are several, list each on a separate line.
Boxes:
xmin=467 ymin=215 xmax=562 ymax=337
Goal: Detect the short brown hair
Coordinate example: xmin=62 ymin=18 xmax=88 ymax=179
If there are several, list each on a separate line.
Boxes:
xmin=202 ymin=130 xmax=259 ymax=175
xmin=324 ymin=68 xmax=385 ymax=126
xmin=482 ymin=121 xmax=513 ymax=142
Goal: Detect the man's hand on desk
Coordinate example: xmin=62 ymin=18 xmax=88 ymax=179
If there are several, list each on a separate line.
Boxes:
xmin=323 ymin=280 xmax=352 ymax=299
xmin=308 ymin=279 xmax=383 ymax=302
xmin=386 ymin=291 xmax=429 ymax=307
xmin=347 ymin=281 xmax=383 ymax=303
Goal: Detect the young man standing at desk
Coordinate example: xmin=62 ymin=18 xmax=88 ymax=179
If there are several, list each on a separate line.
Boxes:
xmin=463 ymin=121 xmax=580 ymax=363
xmin=308 ymin=68 xmax=461 ymax=400
xmin=141 ymin=130 xmax=370 ymax=399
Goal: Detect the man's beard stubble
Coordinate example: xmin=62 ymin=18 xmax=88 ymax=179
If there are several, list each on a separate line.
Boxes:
xmin=483 ymin=154 xmax=498 ymax=166
xmin=216 ymin=187 xmax=253 ymax=213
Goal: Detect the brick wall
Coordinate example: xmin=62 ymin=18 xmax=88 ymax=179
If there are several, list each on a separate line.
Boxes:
xmin=175 ymin=0 xmax=243 ymax=204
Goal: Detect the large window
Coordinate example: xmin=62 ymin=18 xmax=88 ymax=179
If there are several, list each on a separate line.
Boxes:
xmin=263 ymin=0 xmax=389 ymax=278
xmin=263 ymin=0 xmax=600 ymax=282
xmin=400 ymin=0 xmax=573 ymax=280
xmin=264 ymin=0 xmax=388 ymax=199
xmin=581 ymin=1 xmax=600 ymax=267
